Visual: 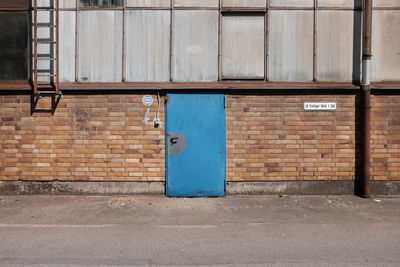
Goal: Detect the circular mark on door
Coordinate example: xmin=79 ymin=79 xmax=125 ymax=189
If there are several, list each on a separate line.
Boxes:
xmin=168 ymin=132 xmax=187 ymax=155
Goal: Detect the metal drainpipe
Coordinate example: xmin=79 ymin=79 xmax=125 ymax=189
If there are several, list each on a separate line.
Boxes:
xmin=360 ymin=0 xmax=373 ymax=198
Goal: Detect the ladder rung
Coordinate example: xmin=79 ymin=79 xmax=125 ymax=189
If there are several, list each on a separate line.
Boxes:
xmin=37 ymin=83 xmax=55 ymax=86
xmin=36 ymin=7 xmax=56 ymax=10
xmin=36 ymin=74 xmax=57 ymax=77
xmin=36 ymin=24 xmax=57 ymax=28
xmin=36 ymin=86 xmax=55 ymax=89
xmin=36 ymin=58 xmax=57 ymax=61
xmin=35 ymin=91 xmax=59 ymax=95
xmin=37 ymin=41 xmax=57 ymax=44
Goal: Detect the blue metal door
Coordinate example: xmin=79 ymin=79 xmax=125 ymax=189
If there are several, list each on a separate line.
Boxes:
xmin=166 ymin=93 xmax=226 ymax=197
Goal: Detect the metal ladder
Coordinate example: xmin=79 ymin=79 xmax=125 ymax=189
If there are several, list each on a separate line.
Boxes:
xmin=32 ymin=0 xmax=60 ymax=96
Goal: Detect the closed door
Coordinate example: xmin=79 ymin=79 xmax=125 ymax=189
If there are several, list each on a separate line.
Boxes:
xmin=166 ymin=93 xmax=226 ymax=197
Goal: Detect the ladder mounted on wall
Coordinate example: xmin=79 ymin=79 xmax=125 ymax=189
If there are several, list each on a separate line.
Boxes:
xmin=32 ymin=0 xmax=61 ymax=97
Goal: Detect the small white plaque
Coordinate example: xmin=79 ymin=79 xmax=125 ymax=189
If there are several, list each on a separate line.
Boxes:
xmin=304 ymin=102 xmax=336 ymax=111
xmin=142 ymin=95 xmax=154 ymax=107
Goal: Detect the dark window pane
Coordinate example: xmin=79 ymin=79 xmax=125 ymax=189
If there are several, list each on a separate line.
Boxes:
xmin=79 ymin=0 xmax=123 ymax=7
xmin=0 ymin=11 xmax=29 ymax=81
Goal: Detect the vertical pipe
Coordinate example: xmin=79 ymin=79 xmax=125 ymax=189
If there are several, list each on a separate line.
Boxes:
xmin=33 ymin=0 xmax=38 ymax=95
xmin=360 ymin=0 xmax=373 ymax=198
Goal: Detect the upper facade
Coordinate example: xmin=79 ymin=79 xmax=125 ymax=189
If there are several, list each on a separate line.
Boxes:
xmin=0 ymin=0 xmax=399 ymax=84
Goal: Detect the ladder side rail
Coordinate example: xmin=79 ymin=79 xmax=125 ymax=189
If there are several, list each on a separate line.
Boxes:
xmin=56 ymin=0 xmax=60 ymax=94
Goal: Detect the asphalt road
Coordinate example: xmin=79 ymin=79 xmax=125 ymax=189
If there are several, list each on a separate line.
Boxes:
xmin=0 ymin=195 xmax=399 ymax=266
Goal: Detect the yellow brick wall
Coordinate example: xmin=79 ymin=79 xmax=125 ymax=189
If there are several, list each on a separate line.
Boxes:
xmin=0 ymin=94 xmax=165 ymax=181
xmin=1 ymin=93 xmax=399 ymax=183
xmin=226 ymin=95 xmax=357 ymax=181
xmin=371 ymin=95 xmax=400 ymax=181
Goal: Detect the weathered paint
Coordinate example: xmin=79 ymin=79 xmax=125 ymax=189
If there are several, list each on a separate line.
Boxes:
xmin=125 ymin=10 xmax=170 ymax=82
xmin=166 ymin=93 xmax=226 ymax=197
xmin=78 ymin=11 xmax=123 ymax=82
xmin=173 ymin=0 xmax=219 ymax=8
xmin=372 ymin=10 xmax=400 ymax=81
xmin=126 ymin=0 xmax=171 ymax=8
xmin=316 ymin=10 xmax=354 ymax=82
xmin=59 ymin=11 xmax=76 ymax=82
xmin=268 ymin=10 xmax=314 ymax=82
xmin=172 ymin=10 xmax=219 ymax=82
xmin=222 ymin=14 xmax=265 ymax=79
xmin=269 ymin=0 xmax=313 ymax=8
xmin=221 ymin=0 xmax=266 ymax=8
xmin=0 ymin=11 xmax=29 ymax=80
xmin=373 ymin=0 xmax=400 ymax=7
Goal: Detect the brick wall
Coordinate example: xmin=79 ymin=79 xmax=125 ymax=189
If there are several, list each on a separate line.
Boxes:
xmin=1 ymin=92 xmax=399 ymax=184
xmin=226 ymin=95 xmax=357 ymax=181
xmin=0 ymin=94 xmax=165 ymax=181
xmin=371 ymin=95 xmax=400 ymax=181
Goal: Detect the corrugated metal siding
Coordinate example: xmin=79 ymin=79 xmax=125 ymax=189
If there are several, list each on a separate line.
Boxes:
xmin=172 ymin=10 xmax=219 ymax=82
xmin=126 ymin=0 xmax=171 ymax=8
xmin=268 ymin=10 xmax=314 ymax=82
xmin=221 ymin=0 xmax=266 ymax=7
xmin=317 ymin=0 xmax=357 ymax=8
xmin=59 ymin=11 xmax=76 ymax=82
xmin=373 ymin=0 xmax=400 ymax=7
xmin=372 ymin=10 xmax=400 ymax=81
xmin=269 ymin=0 xmax=313 ymax=8
xmin=221 ymin=15 xmax=265 ymax=79
xmin=78 ymin=11 xmax=123 ymax=82
xmin=125 ymin=10 xmax=170 ymax=82
xmin=316 ymin=10 xmax=355 ymax=82
xmin=173 ymin=0 xmax=219 ymax=8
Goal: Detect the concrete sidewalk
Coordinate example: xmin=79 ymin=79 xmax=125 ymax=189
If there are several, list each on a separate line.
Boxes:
xmin=0 ymin=195 xmax=399 ymax=266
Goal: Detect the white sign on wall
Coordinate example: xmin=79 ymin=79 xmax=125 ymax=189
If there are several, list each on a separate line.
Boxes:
xmin=142 ymin=95 xmax=154 ymax=107
xmin=304 ymin=102 xmax=337 ymax=111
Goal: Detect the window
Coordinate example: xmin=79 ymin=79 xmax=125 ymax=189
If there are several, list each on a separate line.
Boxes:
xmin=221 ymin=13 xmax=265 ymax=79
xmin=79 ymin=0 xmax=123 ymax=8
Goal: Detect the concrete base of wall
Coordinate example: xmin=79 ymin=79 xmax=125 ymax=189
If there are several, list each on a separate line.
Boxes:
xmin=0 ymin=180 xmax=399 ymax=196
xmin=0 ymin=181 xmax=165 ymax=195
xmin=227 ymin=181 xmax=400 ymax=196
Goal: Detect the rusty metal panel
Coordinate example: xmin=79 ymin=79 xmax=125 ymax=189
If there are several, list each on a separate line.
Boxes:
xmin=79 ymin=0 xmax=123 ymax=8
xmin=373 ymin=0 xmax=400 ymax=7
xmin=0 ymin=11 xmax=29 ymax=80
xmin=0 ymin=0 xmax=29 ymax=9
xmin=78 ymin=11 xmax=123 ymax=82
xmin=173 ymin=0 xmax=219 ymax=8
xmin=221 ymin=0 xmax=266 ymax=8
xmin=222 ymin=15 xmax=264 ymax=79
xmin=317 ymin=0 xmax=356 ymax=8
xmin=268 ymin=10 xmax=314 ymax=81
xmin=59 ymin=11 xmax=76 ymax=82
xmin=316 ymin=10 xmax=354 ymax=81
xmin=126 ymin=0 xmax=171 ymax=8
xmin=125 ymin=10 xmax=170 ymax=82
xmin=372 ymin=10 xmax=400 ymax=81
xmin=269 ymin=0 xmax=313 ymax=8
xmin=172 ymin=10 xmax=219 ymax=82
